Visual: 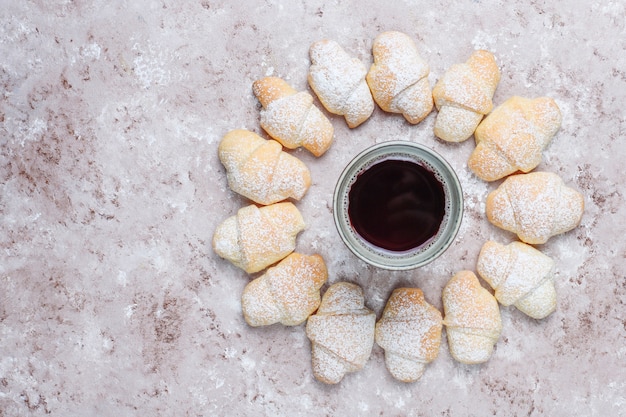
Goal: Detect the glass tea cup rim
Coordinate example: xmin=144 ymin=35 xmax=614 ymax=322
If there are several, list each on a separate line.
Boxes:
xmin=332 ymin=140 xmax=464 ymax=270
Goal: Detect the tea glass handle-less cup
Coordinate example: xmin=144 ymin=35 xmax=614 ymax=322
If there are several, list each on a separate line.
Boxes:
xmin=333 ymin=141 xmax=463 ymax=270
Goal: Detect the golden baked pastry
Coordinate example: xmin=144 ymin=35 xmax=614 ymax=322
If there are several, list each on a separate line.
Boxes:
xmin=305 ymin=282 xmax=376 ymax=384
xmin=253 ymin=76 xmax=334 ymax=157
xmin=486 ymin=171 xmax=584 ymax=244
xmin=218 ymin=129 xmax=311 ymax=205
xmin=212 ymin=202 xmax=305 ymax=274
xmin=442 ymin=270 xmax=502 ymax=364
xmin=468 ymin=96 xmax=562 ymax=181
xmin=366 ymin=31 xmax=433 ymax=124
xmin=477 ymin=241 xmax=556 ymax=319
xmin=432 ymin=50 xmax=500 ymax=142
xmin=375 ymin=288 xmax=442 ymax=382
xmin=242 ymin=253 xmax=328 ymax=326
xmin=308 ymin=39 xmax=375 ymax=128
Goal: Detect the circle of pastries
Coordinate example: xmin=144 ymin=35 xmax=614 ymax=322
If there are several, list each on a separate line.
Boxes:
xmin=212 ymin=31 xmax=583 ymax=383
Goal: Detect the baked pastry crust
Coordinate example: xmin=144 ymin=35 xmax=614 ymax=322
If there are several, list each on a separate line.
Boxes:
xmin=366 ymin=31 xmax=433 ymax=124
xmin=305 ymin=282 xmax=376 ymax=384
xmin=486 ymin=171 xmax=584 ymax=244
xmin=242 ymin=253 xmax=328 ymax=326
xmin=468 ymin=96 xmax=562 ymax=181
xmin=442 ymin=270 xmax=502 ymax=364
xmin=218 ymin=129 xmax=311 ymax=205
xmin=477 ymin=241 xmax=556 ymax=319
xmin=432 ymin=50 xmax=500 ymax=142
xmin=212 ymin=202 xmax=305 ymax=274
xmin=308 ymin=39 xmax=374 ymax=128
xmin=253 ymin=76 xmax=334 ymax=157
xmin=375 ymin=288 xmax=442 ymax=382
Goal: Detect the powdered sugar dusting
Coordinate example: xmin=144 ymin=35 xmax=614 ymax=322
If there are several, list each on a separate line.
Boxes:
xmin=241 ymin=275 xmax=281 ymax=325
xmin=477 ymin=241 xmax=556 ymax=319
xmin=242 ymin=253 xmax=328 ymax=326
xmin=218 ymin=129 xmax=311 ymax=205
xmin=433 ymin=50 xmax=500 ymax=142
xmin=254 ymin=77 xmax=334 ymax=156
xmin=486 ymin=172 xmax=584 ymax=244
xmin=469 ymin=96 xmax=562 ymax=181
xmin=434 ymin=106 xmax=484 ymax=143
xmin=375 ymin=288 xmax=442 ymax=382
xmin=3 ymin=1 xmax=624 ymax=415
xmin=442 ymin=271 xmax=502 ymax=364
xmin=308 ymin=39 xmax=374 ymax=128
xmin=435 ymin=58 xmax=498 ymax=114
xmin=366 ymin=31 xmax=433 ymax=124
xmin=212 ymin=203 xmax=305 ymax=273
xmin=305 ymin=282 xmax=375 ymax=384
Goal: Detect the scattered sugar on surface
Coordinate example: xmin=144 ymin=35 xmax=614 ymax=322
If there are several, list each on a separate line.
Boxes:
xmin=472 ymin=30 xmax=497 ymax=51
xmin=208 ymin=23 xmax=588 ymax=410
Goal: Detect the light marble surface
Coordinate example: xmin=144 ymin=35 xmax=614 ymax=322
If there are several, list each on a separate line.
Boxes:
xmin=1 ymin=1 xmax=625 ymax=416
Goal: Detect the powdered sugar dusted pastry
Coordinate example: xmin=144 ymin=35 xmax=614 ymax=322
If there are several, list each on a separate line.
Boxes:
xmin=253 ymin=76 xmax=334 ymax=157
xmin=305 ymin=282 xmax=376 ymax=384
xmin=242 ymin=253 xmax=328 ymax=326
xmin=442 ymin=270 xmax=502 ymax=364
xmin=308 ymin=39 xmax=375 ymax=128
xmin=212 ymin=202 xmax=305 ymax=274
xmin=375 ymin=288 xmax=442 ymax=382
xmin=366 ymin=31 xmax=433 ymax=124
xmin=468 ymin=96 xmax=562 ymax=181
xmin=486 ymin=171 xmax=584 ymax=244
xmin=432 ymin=50 xmax=500 ymax=142
xmin=218 ymin=129 xmax=311 ymax=205
xmin=477 ymin=241 xmax=556 ymax=319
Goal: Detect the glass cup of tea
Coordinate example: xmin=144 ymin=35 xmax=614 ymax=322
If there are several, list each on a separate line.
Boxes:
xmin=333 ymin=141 xmax=463 ymax=270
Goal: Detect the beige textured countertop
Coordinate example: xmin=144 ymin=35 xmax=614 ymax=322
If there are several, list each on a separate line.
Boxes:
xmin=1 ymin=1 xmax=624 ymax=416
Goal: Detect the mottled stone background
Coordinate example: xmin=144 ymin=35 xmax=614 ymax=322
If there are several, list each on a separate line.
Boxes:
xmin=1 ymin=1 xmax=624 ymax=416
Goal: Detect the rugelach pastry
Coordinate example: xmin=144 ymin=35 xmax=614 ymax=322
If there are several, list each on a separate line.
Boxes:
xmin=468 ymin=96 xmax=562 ymax=181
xmin=242 ymin=253 xmax=328 ymax=326
xmin=442 ymin=270 xmax=502 ymax=364
xmin=477 ymin=241 xmax=556 ymax=319
xmin=366 ymin=31 xmax=433 ymax=124
xmin=212 ymin=202 xmax=305 ymax=273
xmin=253 ymin=76 xmax=334 ymax=156
xmin=375 ymin=288 xmax=442 ymax=382
xmin=486 ymin=171 xmax=584 ymax=244
xmin=305 ymin=282 xmax=376 ymax=384
xmin=308 ymin=39 xmax=375 ymax=128
xmin=432 ymin=50 xmax=500 ymax=142
xmin=218 ymin=129 xmax=311 ymax=205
